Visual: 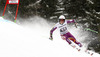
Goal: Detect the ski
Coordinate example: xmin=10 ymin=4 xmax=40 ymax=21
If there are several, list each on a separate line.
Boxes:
xmin=85 ymin=49 xmax=94 ymax=56
xmin=70 ymin=44 xmax=94 ymax=56
xmin=70 ymin=44 xmax=81 ymax=51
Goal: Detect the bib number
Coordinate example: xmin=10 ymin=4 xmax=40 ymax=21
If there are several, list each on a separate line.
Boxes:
xmin=60 ymin=27 xmax=67 ymax=32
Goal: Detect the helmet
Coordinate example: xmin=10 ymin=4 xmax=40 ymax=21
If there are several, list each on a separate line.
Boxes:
xmin=58 ymin=15 xmax=65 ymax=24
xmin=59 ymin=15 xmax=65 ymax=19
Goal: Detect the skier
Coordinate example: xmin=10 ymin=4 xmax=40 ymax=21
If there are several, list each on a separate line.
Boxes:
xmin=49 ymin=15 xmax=82 ymax=47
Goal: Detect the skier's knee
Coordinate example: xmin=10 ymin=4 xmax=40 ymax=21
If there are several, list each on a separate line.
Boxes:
xmin=69 ymin=37 xmax=76 ymax=43
xmin=61 ymin=36 xmax=66 ymax=40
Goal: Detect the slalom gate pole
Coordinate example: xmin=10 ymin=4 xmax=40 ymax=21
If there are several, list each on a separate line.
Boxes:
xmin=2 ymin=1 xmax=8 ymax=18
xmin=85 ymin=28 xmax=98 ymax=33
xmin=74 ymin=18 xmax=98 ymax=34
xmin=2 ymin=0 xmax=20 ymax=23
xmin=14 ymin=4 xmax=19 ymax=23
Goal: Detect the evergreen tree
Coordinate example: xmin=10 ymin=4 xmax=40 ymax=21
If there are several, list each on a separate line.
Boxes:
xmin=39 ymin=0 xmax=58 ymax=18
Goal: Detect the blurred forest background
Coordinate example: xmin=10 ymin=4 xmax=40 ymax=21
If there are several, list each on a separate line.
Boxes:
xmin=0 ymin=0 xmax=100 ymax=54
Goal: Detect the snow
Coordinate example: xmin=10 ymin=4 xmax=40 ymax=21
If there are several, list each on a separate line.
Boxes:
xmin=27 ymin=0 xmax=41 ymax=8
xmin=58 ymin=0 xmax=62 ymax=2
xmin=96 ymin=12 xmax=100 ymax=14
xmin=54 ymin=11 xmax=63 ymax=14
xmin=87 ymin=0 xmax=94 ymax=4
xmin=0 ymin=17 xmax=100 ymax=57
xmin=59 ymin=2 xmax=63 ymax=5
xmin=57 ymin=8 xmax=65 ymax=11
xmin=85 ymin=11 xmax=91 ymax=14
xmin=50 ymin=16 xmax=57 ymax=19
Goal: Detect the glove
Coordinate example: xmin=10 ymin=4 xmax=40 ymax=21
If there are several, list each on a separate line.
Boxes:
xmin=49 ymin=36 xmax=53 ymax=40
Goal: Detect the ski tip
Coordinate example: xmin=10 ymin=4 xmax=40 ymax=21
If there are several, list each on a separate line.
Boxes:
xmin=91 ymin=53 xmax=94 ymax=56
xmin=78 ymin=49 xmax=81 ymax=51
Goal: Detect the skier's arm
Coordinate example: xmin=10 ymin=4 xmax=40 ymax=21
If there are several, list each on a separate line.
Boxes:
xmin=67 ymin=19 xmax=77 ymax=28
xmin=67 ymin=19 xmax=75 ymax=23
xmin=50 ymin=27 xmax=57 ymax=40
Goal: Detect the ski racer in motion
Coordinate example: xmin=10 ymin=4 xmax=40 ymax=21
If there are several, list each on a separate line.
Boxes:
xmin=49 ymin=15 xmax=82 ymax=47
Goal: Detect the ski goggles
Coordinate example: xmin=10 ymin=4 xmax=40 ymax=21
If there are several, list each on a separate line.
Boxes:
xmin=59 ymin=19 xmax=65 ymax=21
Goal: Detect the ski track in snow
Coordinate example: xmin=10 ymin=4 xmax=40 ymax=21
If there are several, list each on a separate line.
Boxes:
xmin=0 ymin=17 xmax=100 ymax=57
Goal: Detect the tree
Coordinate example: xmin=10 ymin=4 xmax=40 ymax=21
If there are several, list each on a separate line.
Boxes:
xmin=63 ymin=0 xmax=100 ymax=53
xmin=39 ymin=0 xmax=58 ymax=18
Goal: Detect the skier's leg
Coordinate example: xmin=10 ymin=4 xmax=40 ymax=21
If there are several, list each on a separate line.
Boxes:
xmin=61 ymin=34 xmax=72 ymax=44
xmin=68 ymin=37 xmax=82 ymax=47
xmin=61 ymin=35 xmax=66 ymax=40
xmin=66 ymin=38 xmax=72 ymax=44
xmin=67 ymin=32 xmax=82 ymax=47
xmin=61 ymin=34 xmax=76 ymax=48
xmin=66 ymin=37 xmax=76 ymax=48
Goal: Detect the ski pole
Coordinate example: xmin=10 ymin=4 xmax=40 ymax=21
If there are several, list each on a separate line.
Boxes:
xmin=75 ymin=23 xmax=77 ymax=28
xmin=74 ymin=19 xmax=77 ymax=28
